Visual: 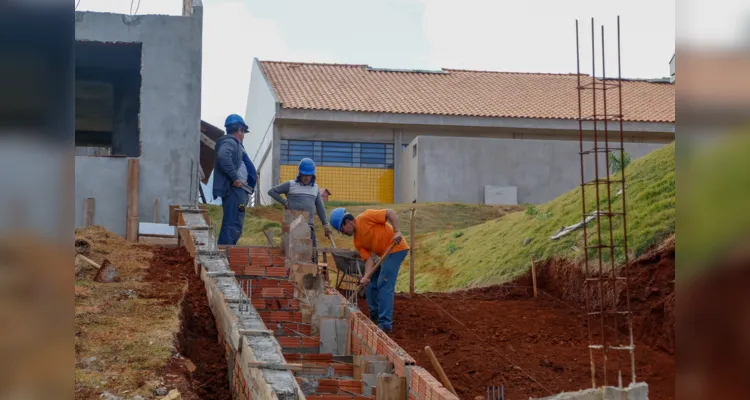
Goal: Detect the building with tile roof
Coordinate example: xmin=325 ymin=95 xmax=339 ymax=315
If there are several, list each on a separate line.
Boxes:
xmin=245 ymin=59 xmax=674 ymax=205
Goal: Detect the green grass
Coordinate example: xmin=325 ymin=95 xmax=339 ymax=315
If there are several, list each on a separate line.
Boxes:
xmin=396 ymin=142 xmax=676 ymax=292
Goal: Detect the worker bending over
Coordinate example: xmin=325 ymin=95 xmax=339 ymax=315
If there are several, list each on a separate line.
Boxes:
xmin=329 ymin=208 xmax=409 ymax=333
xmin=213 ymin=114 xmax=256 ymax=245
xmin=268 ymin=158 xmax=331 ymax=261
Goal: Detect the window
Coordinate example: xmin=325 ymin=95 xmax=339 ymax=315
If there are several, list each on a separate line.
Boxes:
xmin=75 ymin=41 xmax=142 ymax=157
xmin=280 ymin=140 xmax=394 ymax=168
xmin=412 ymin=143 xmax=417 ymax=158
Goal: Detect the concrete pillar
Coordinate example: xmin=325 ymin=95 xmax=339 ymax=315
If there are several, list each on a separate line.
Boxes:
xmin=282 ymin=209 xmax=307 ymax=256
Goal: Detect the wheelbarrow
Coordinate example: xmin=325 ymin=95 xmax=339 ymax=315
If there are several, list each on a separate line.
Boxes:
xmin=330 ymin=250 xmax=379 ymax=299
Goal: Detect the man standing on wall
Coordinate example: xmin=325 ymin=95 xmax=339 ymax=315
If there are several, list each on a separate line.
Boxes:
xmin=329 ymin=207 xmax=409 ymax=333
xmin=213 ymin=114 xmax=257 ymax=245
xmin=267 ymin=158 xmax=332 ymax=262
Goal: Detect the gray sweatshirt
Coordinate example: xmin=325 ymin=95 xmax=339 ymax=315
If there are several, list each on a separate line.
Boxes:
xmin=268 ymin=180 xmax=329 ymax=227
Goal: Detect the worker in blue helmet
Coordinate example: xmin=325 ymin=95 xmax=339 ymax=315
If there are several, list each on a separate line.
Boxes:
xmin=268 ymin=158 xmax=331 ymax=261
xmin=213 ymin=114 xmax=257 ymax=245
xmin=329 ymin=207 xmax=409 ymax=333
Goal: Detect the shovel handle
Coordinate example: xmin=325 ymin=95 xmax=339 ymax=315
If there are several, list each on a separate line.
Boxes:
xmin=348 ymin=241 xmax=397 ymax=303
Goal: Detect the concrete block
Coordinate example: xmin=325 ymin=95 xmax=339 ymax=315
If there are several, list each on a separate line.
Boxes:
xmin=484 ymin=185 xmax=518 ymax=205
xmin=319 ymin=318 xmax=348 ymax=355
xmin=362 ymin=373 xmax=378 ymax=396
xmin=532 ymin=382 xmax=648 ymax=400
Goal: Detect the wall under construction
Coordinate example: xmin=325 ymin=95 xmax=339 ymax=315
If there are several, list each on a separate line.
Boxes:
xmin=175 ymin=206 xmax=459 ymax=400
xmin=74 ymin=2 xmax=203 ymax=236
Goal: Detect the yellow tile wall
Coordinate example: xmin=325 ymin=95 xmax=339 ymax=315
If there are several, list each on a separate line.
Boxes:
xmin=280 ymin=165 xmax=394 ymax=203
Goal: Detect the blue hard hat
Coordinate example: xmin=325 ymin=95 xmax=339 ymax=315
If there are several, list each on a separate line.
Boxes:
xmin=329 ymin=207 xmax=347 ymax=231
xmin=224 ymin=114 xmax=249 ymax=131
xmin=298 ymin=158 xmax=316 ymax=176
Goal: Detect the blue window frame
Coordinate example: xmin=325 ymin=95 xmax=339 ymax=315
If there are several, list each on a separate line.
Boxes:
xmin=280 ymin=140 xmax=393 ymax=168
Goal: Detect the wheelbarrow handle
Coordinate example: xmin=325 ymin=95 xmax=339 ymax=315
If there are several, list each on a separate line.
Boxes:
xmin=348 ymin=241 xmax=397 ymax=303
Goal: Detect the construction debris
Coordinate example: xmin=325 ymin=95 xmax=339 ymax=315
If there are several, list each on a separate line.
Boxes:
xmin=75 ymin=254 xmax=100 ymax=278
xmin=76 ymin=236 xmax=93 ymax=256
xmin=93 ymin=259 xmax=121 ymax=283
xmin=549 ymin=211 xmax=600 ymax=241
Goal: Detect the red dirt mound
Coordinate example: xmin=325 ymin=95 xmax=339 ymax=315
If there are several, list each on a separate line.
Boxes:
xmin=146 ymin=247 xmax=231 ymax=400
xmin=355 ymin=237 xmax=676 ymax=399
xmin=524 ymin=237 xmax=676 ymax=354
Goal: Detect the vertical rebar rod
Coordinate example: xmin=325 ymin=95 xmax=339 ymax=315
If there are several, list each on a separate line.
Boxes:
xmin=616 ymin=15 xmax=637 ymax=386
xmin=575 ymin=19 xmax=597 ymax=389
xmin=601 ymin=24 xmax=624 ymax=388
xmin=590 ymin=17 xmax=609 ymax=387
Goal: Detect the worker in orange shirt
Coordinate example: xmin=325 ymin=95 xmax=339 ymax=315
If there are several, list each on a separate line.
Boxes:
xmin=329 ymin=208 xmax=409 ymax=333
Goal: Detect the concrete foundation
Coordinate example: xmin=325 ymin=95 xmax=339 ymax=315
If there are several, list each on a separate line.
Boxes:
xmin=533 ymin=382 xmax=648 ymax=400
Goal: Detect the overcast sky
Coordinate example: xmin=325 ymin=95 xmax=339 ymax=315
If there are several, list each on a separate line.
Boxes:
xmin=77 ymin=0 xmax=742 ymax=130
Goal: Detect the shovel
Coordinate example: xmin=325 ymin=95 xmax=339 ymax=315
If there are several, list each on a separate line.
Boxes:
xmin=347 ymin=241 xmax=397 ymax=303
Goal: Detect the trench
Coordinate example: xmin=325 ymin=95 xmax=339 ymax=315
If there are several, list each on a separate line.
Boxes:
xmin=147 ymin=246 xmax=232 ymax=400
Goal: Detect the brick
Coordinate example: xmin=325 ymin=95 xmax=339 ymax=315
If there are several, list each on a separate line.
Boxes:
xmin=252 ymin=299 xmax=266 ymax=309
xmin=265 ymin=267 xmax=288 ymax=277
xmin=245 ymin=266 xmax=266 ymax=276
xmin=261 ymin=287 xmax=289 ymax=298
xmin=252 ymin=256 xmax=273 ymax=266
xmin=284 ymin=353 xmax=332 ymax=361
xmin=260 ymin=311 xmax=302 ymax=323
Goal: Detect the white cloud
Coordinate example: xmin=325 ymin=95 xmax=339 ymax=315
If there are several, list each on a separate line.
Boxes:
xmin=418 ymin=0 xmax=675 ymax=78
xmin=201 ymin=1 xmax=337 ymax=128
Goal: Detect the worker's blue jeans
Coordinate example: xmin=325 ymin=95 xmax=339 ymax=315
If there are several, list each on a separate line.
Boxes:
xmin=365 ymin=249 xmax=408 ymax=332
xmin=218 ymin=187 xmax=248 ymax=245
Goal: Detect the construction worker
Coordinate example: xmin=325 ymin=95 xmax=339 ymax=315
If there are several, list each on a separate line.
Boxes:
xmin=329 ymin=207 xmax=409 ymax=333
xmin=213 ymin=114 xmax=256 ymax=245
xmin=268 ymin=158 xmax=332 ymax=261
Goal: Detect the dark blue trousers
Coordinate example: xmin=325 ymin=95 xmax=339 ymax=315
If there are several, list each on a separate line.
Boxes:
xmin=218 ymin=187 xmax=248 ymax=245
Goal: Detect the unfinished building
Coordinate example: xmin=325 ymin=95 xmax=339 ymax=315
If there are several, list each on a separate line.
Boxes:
xmin=74 ymin=1 xmax=203 ymax=237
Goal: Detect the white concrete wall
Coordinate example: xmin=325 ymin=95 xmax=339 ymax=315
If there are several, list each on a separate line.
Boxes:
xmin=245 ymin=59 xmax=278 ymax=165
xmin=413 ymin=135 xmax=665 ymax=204
xmin=74 ymin=6 xmax=203 ymax=233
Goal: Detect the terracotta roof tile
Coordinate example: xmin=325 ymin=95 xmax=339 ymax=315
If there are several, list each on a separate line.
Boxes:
xmin=260 ymin=61 xmax=675 ymax=123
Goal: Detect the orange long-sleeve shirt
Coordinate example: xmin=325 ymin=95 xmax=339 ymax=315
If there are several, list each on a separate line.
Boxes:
xmin=353 ymin=209 xmax=410 ymax=261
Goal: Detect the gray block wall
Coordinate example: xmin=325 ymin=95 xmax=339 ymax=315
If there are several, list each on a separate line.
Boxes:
xmin=411 ymin=135 xmax=666 ymax=205
xmin=73 ymin=3 xmax=203 ymax=236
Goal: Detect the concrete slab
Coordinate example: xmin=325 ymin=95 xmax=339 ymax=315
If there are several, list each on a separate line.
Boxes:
xmin=319 ymin=318 xmax=348 ymax=355
xmin=484 ymin=185 xmax=518 ymax=205
xmin=533 ymin=382 xmax=648 ymax=400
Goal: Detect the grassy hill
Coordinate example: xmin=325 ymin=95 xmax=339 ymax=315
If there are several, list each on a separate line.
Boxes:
xmin=399 ymin=142 xmax=675 ymax=291
xmin=206 ymin=142 xmax=675 ymax=292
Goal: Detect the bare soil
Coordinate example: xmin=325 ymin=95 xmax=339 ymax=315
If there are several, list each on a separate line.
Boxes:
xmin=146 ymin=246 xmax=232 ymax=400
xmin=357 ymin=238 xmax=676 ymax=399
xmin=74 ymin=226 xmax=231 ymax=400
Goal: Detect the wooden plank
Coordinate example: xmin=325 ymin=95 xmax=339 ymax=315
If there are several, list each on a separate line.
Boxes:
xmin=169 ymin=205 xmax=178 ymax=226
xmin=76 ymin=254 xmax=100 ymax=269
xmin=409 ymin=208 xmax=416 ymax=296
xmin=531 ymin=256 xmax=538 ymax=298
xmin=376 ymin=374 xmax=403 ymax=400
xmin=126 ymin=158 xmax=139 ymax=242
xmin=153 ymin=198 xmax=159 ymax=223
xmin=83 ymin=198 xmax=95 ymax=227
xmin=200 ymin=132 xmax=216 ymax=150
xmin=425 ymin=346 xmax=457 ymax=396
